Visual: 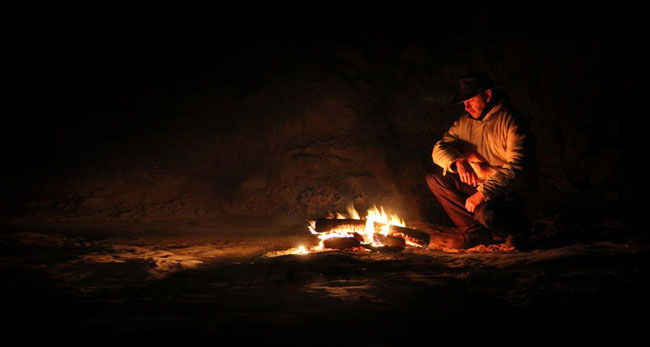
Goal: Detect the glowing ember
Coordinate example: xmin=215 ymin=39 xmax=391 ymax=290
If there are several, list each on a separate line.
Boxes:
xmin=295 ymin=245 xmax=308 ymax=254
xmin=266 ymin=245 xmax=321 ymax=257
xmin=434 ymin=243 xmax=516 ymax=253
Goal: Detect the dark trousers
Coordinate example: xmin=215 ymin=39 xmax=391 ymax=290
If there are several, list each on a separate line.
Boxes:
xmin=426 ymin=166 xmax=530 ymax=236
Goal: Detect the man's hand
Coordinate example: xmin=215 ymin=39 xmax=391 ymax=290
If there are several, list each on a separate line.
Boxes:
xmin=465 ymin=191 xmax=486 ymax=213
xmin=466 ymin=152 xmax=496 ymax=181
xmin=455 ymin=158 xmax=479 ymax=186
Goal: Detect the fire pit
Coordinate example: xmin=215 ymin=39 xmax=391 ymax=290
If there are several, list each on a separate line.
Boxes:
xmin=282 ymin=205 xmax=430 ymax=255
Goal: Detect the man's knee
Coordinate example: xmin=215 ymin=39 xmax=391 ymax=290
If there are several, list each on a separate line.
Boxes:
xmin=425 ymin=173 xmax=439 ymax=192
xmin=425 ymin=167 xmax=449 ymax=193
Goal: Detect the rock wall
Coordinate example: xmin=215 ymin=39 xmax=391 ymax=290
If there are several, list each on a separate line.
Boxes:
xmin=3 ymin=7 xmax=642 ymax=227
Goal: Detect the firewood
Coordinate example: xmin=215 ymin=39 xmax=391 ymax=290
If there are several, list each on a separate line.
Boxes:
xmin=323 ymin=237 xmax=361 ymax=249
xmin=388 ymin=225 xmax=430 ymax=247
xmin=427 ymin=232 xmax=465 ymax=249
xmin=352 ymin=232 xmax=365 ymax=243
xmin=314 ymin=218 xmax=366 ymax=233
xmin=314 ymin=218 xmax=430 ymax=247
xmin=373 ymin=233 xmax=406 ymax=248
xmin=370 ymin=222 xmax=429 ymax=247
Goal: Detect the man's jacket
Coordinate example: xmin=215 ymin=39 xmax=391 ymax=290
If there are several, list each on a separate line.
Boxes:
xmin=432 ymin=100 xmax=530 ymax=200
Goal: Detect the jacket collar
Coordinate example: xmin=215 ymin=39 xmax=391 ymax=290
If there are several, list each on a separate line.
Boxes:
xmin=468 ymin=100 xmax=503 ymax=122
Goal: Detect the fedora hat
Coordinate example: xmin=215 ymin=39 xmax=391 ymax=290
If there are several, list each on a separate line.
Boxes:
xmin=452 ymin=73 xmax=496 ymax=103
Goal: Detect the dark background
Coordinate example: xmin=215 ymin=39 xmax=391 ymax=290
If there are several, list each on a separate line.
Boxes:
xmin=3 ymin=4 xmax=643 ymax=230
xmin=2 ymin=5 xmax=649 ymax=344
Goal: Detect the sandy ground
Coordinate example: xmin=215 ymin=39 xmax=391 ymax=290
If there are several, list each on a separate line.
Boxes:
xmin=1 ymin=218 xmax=648 ymax=344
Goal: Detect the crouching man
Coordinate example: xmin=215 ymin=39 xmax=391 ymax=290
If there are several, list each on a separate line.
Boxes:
xmin=426 ymin=73 xmax=534 ymax=250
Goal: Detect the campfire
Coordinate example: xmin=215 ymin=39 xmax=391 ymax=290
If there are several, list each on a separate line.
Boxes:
xmin=278 ymin=204 xmax=430 ymax=255
xmin=265 ymin=203 xmax=519 ymax=257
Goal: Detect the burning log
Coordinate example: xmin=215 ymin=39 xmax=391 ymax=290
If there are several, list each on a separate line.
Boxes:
xmin=373 ymin=234 xmax=406 ymax=248
xmin=387 ymin=225 xmax=430 ymax=247
xmin=323 ymin=237 xmax=361 ymax=250
xmin=314 ymin=218 xmax=366 ymax=233
xmin=427 ymin=232 xmax=465 ymax=250
xmin=351 ymin=232 xmax=365 ymax=243
xmin=364 ymin=234 xmax=406 ymax=252
xmin=373 ymin=223 xmax=430 ymax=247
xmin=314 ymin=217 xmax=430 ymax=247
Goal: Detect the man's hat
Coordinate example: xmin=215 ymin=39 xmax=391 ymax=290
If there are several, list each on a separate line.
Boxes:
xmin=452 ymin=73 xmax=496 ymax=103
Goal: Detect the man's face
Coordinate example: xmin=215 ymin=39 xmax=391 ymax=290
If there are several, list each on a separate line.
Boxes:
xmin=463 ymin=90 xmax=491 ymax=118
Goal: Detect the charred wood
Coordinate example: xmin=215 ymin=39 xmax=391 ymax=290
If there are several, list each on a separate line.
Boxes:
xmin=314 ymin=218 xmax=366 ymax=233
xmin=373 ymin=234 xmax=406 ymax=248
xmin=323 ymin=237 xmax=361 ymax=250
xmin=314 ymin=218 xmax=429 ymax=247
xmin=427 ymin=232 xmax=465 ymax=250
xmin=388 ymin=225 xmax=430 ymax=247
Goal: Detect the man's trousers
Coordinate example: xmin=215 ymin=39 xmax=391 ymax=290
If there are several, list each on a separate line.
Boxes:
xmin=425 ymin=166 xmax=530 ymax=236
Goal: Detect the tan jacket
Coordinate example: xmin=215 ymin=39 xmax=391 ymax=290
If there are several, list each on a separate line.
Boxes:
xmin=432 ymin=100 xmax=529 ymax=200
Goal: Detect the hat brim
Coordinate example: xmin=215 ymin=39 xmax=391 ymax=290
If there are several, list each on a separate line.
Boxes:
xmin=452 ymin=84 xmax=498 ymax=103
xmin=452 ymin=91 xmax=480 ymax=103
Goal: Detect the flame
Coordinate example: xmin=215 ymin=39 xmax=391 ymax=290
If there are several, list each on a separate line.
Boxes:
xmin=295 ymin=245 xmax=308 ymax=254
xmin=346 ymin=204 xmax=361 ymax=220
xmin=364 ymin=205 xmax=405 ymax=246
xmin=266 ymin=244 xmax=320 ymax=257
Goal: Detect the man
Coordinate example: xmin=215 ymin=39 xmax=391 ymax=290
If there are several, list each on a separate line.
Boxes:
xmin=426 ymin=73 xmax=533 ymax=250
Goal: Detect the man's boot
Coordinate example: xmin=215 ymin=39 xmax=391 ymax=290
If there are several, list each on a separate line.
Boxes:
xmin=427 ymin=226 xmax=493 ymax=250
xmin=504 ymin=214 xmax=533 ymax=250
xmin=428 ymin=231 xmax=466 ymax=249
xmin=505 ymin=229 xmax=532 ymax=250
xmin=460 ymin=225 xmax=494 ymax=249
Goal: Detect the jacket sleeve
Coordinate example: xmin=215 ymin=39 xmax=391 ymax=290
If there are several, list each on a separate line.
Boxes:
xmin=477 ymin=115 xmax=529 ymax=200
xmin=432 ymin=119 xmax=464 ymax=175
